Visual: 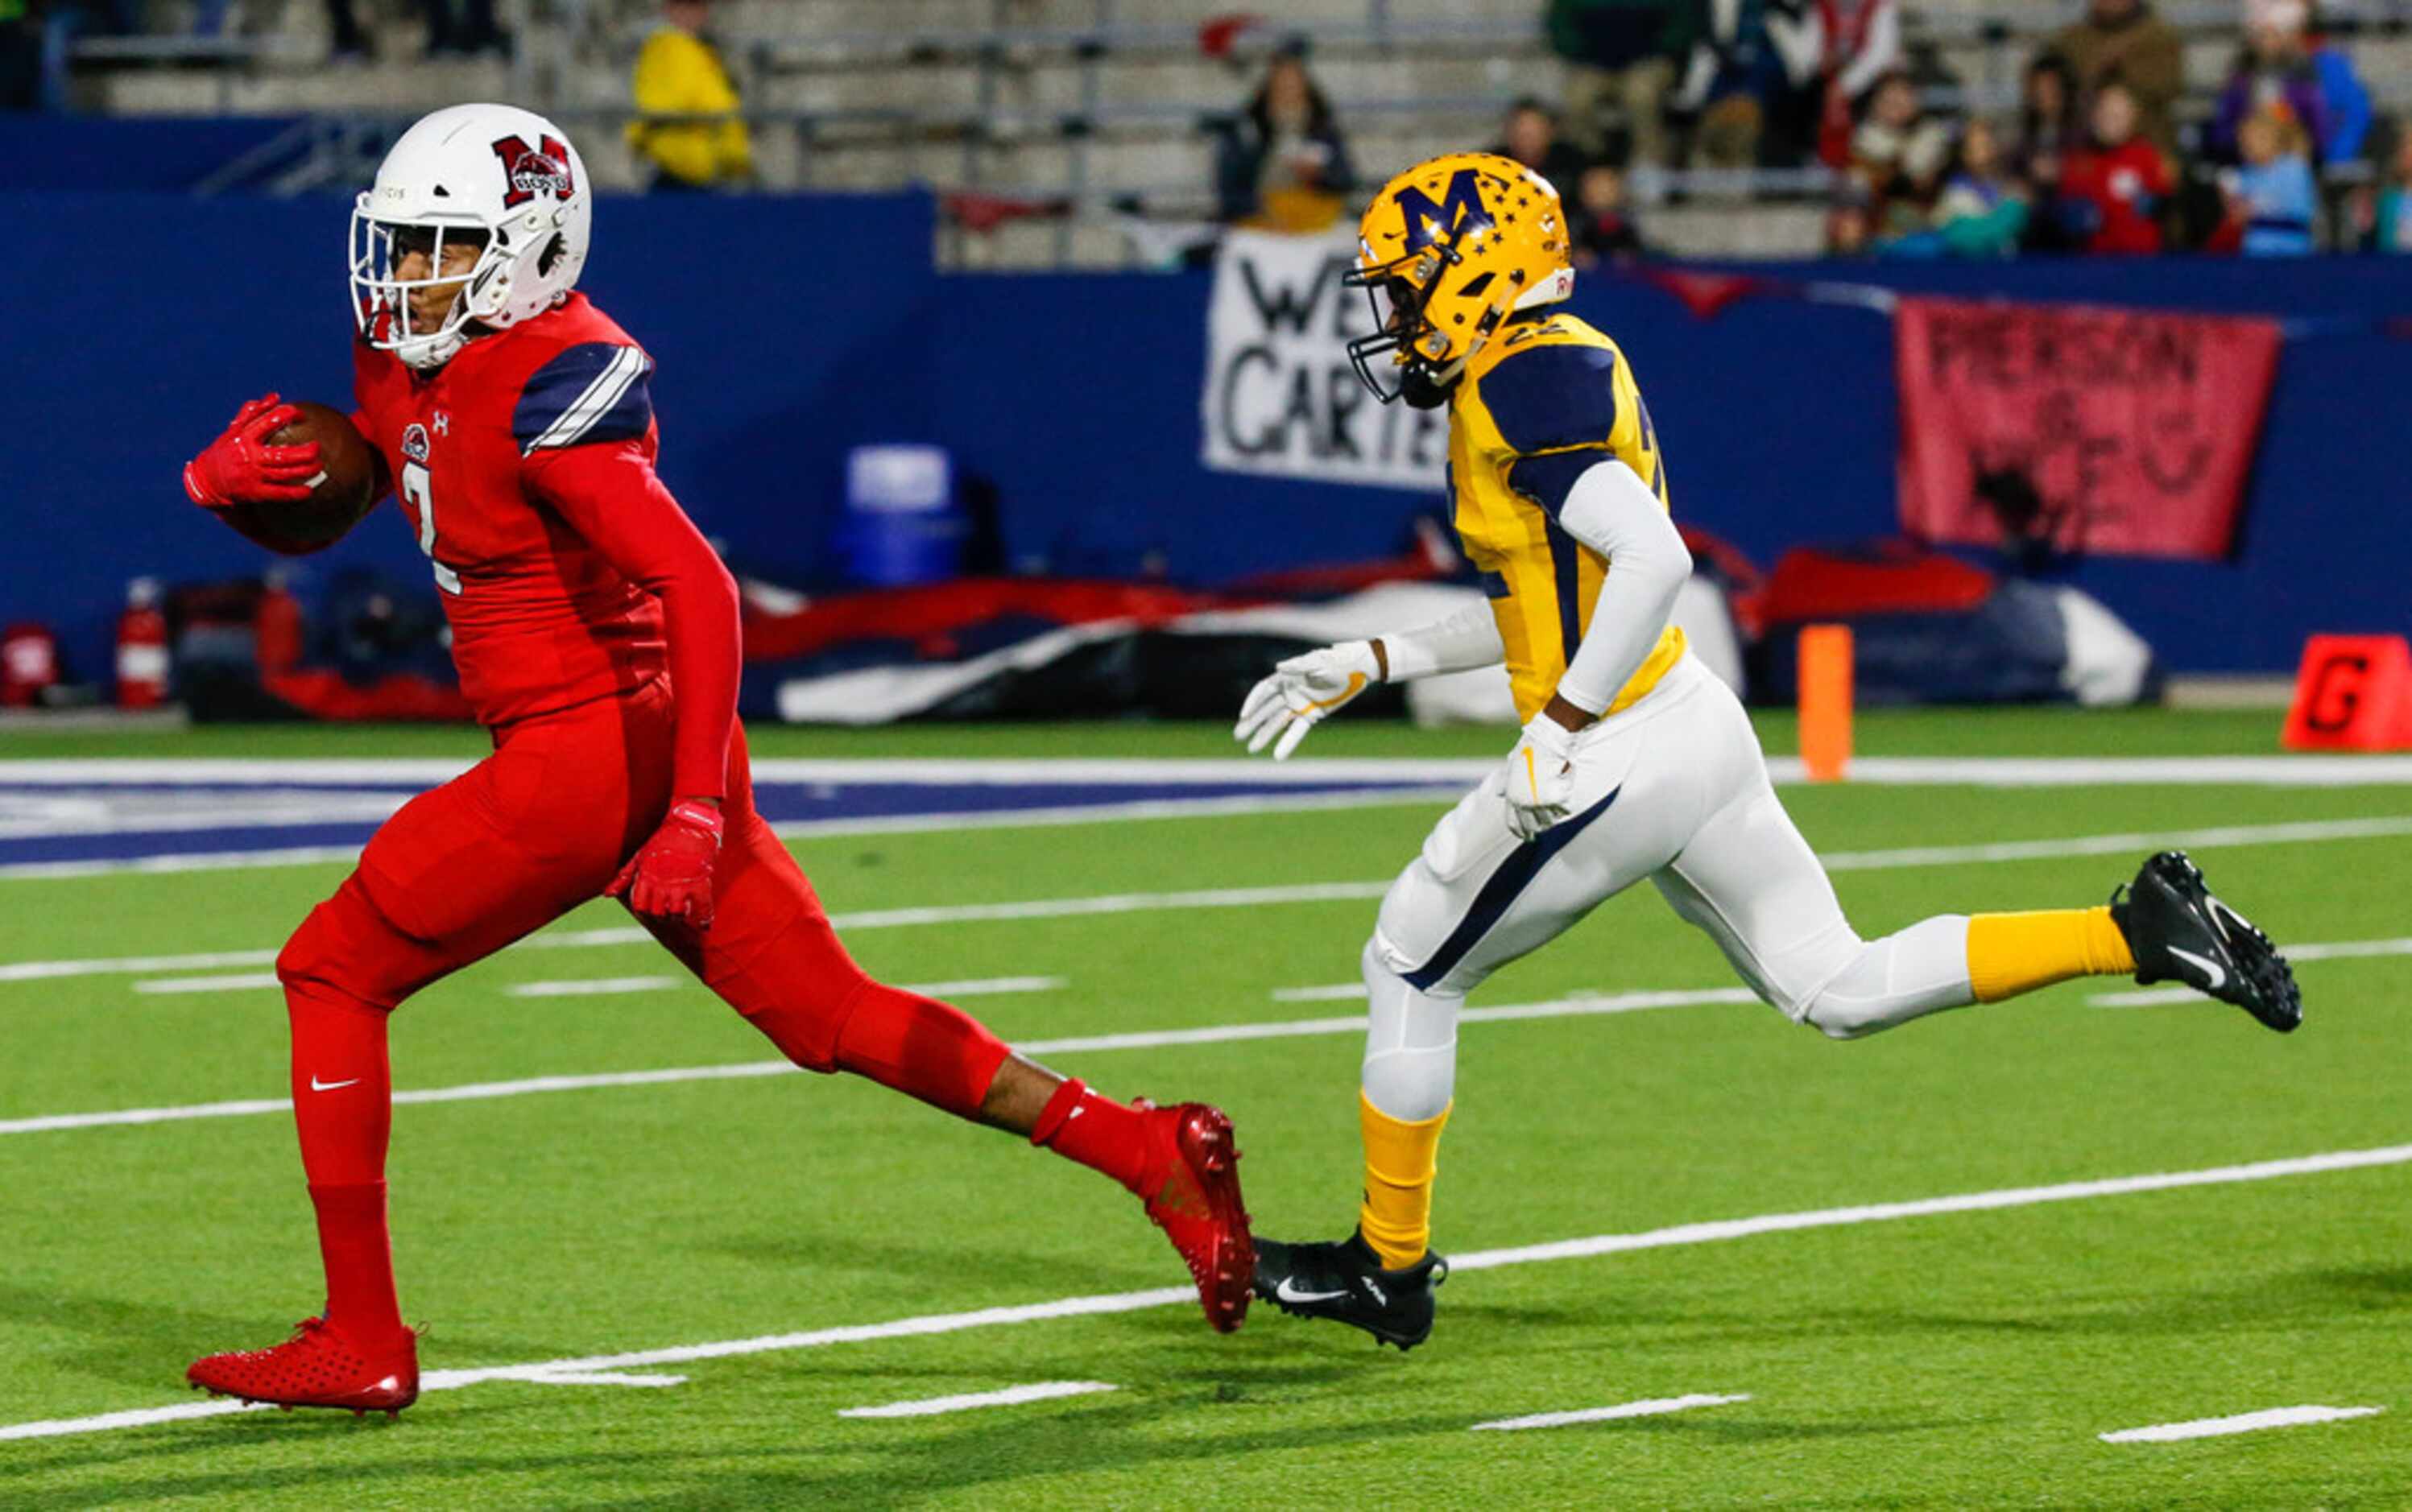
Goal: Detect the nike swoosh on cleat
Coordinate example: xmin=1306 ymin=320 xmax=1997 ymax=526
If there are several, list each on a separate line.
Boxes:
xmin=2166 ymin=946 xmax=2228 ymax=992
xmin=1274 ymin=1280 xmax=1350 ymax=1305
xmin=309 ymin=1076 xmax=361 ymax=1093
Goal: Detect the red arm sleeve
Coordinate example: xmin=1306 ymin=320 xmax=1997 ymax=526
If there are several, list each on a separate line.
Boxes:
xmin=524 ymin=441 xmax=741 ymax=802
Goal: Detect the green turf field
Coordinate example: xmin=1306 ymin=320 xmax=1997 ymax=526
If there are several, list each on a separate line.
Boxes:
xmin=2 ymin=710 xmax=2407 ymax=1508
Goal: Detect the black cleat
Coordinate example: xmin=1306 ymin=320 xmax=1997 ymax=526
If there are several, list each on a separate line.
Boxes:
xmin=2110 ymin=850 xmax=2302 ymax=1033
xmin=1252 ymin=1231 xmax=1447 ymax=1352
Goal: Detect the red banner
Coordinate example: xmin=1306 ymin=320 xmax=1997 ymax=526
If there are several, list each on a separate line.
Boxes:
xmin=1896 ymin=297 xmax=2282 ymax=560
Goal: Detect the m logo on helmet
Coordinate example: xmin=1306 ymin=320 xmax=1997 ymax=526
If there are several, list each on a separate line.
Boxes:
xmin=490 ymin=134 xmax=575 ymax=209
xmin=1393 ymin=169 xmax=1488 ymax=253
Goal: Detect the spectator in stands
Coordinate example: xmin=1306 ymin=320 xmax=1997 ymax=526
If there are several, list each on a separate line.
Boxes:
xmin=2051 ymin=0 xmax=2184 ymax=155
xmin=2060 ymin=80 xmax=2171 ymax=254
xmin=2303 ymin=2 xmax=2373 ymax=161
xmin=2360 ymin=122 xmax=2412 ymax=250
xmin=2225 ymin=104 xmax=2318 ymax=253
xmin=2015 ymin=52 xmax=2080 ymax=167
xmin=2209 ymin=2 xmax=2334 ymax=162
xmin=320 ymin=0 xmax=370 ymax=63
xmin=1548 ymin=0 xmax=1694 ymax=169
xmin=1674 ymin=0 xmax=1823 ymax=171
xmin=1811 ymin=0 xmax=1905 ymax=165
xmin=1850 ymin=68 xmax=1951 ymax=238
xmin=1918 ymin=118 xmax=2029 ymax=258
xmin=1569 ymin=161 xmax=1650 ymax=263
xmin=1825 ymin=182 xmax=1876 ymax=257
xmin=1492 ymin=98 xmax=1590 ymax=192
xmin=1213 ymin=46 xmax=1355 ymax=232
xmin=2013 ymin=72 xmax=2094 ymax=254
xmin=628 ymin=0 xmax=754 ymax=192
xmin=424 ymin=0 xmax=506 ymax=58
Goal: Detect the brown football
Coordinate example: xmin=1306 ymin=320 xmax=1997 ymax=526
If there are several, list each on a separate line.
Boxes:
xmin=223 ymin=401 xmax=383 ymax=553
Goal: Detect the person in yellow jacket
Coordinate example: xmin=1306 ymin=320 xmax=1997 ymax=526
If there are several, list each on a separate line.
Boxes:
xmin=628 ymin=0 xmax=753 ymax=191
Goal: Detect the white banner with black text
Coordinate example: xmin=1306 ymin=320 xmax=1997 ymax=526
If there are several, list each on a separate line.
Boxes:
xmin=1200 ymin=229 xmax=1449 ymax=492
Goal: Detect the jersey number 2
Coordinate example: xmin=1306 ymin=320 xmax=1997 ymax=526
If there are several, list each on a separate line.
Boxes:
xmin=400 ymin=461 xmax=463 ymax=595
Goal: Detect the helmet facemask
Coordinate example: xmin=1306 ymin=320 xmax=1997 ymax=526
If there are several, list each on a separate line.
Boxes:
xmin=350 ymin=211 xmax=523 ymax=370
xmin=1344 ymin=248 xmax=1458 ymax=407
xmin=1343 ymin=230 xmax=1520 ymax=410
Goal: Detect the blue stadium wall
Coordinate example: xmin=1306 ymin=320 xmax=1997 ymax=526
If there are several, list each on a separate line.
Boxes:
xmin=2 ymin=184 xmax=2406 ymax=687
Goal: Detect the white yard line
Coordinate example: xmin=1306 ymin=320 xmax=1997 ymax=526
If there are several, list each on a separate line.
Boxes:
xmin=2093 ymin=986 xmax=2224 ymax=1007
xmin=11 ymin=755 xmax=2412 ymax=787
xmin=6 ymin=1142 xmax=2406 ymax=1443
xmin=0 ymin=988 xmax=1748 ymax=1138
xmin=2 ymin=948 xmax=280 ymax=985
xmin=2 ymin=762 xmax=2408 ymax=881
xmin=2100 ymin=1405 xmax=2385 ymax=1443
xmin=892 ymin=976 xmax=1067 ymax=999
xmin=1771 ymin=756 xmax=2412 ymax=787
xmin=9 ymin=911 xmax=2402 ymax=1132
xmin=494 ymin=1369 xmax=688 ymax=1389
xmin=1818 ymin=816 xmax=2412 ymax=872
xmin=507 ymin=977 xmax=685 ymax=998
xmin=117 ymin=973 xmax=1064 ymax=1003
xmin=10 ymin=814 xmax=2412 ymax=986
xmin=1443 ymin=1144 xmax=2412 ymax=1274
xmin=837 ymin=1382 xmax=1119 ymax=1419
xmin=1471 ymin=1393 xmax=1752 ymax=1431
xmin=766 ymin=788 xmax=1467 ymax=844
xmin=0 ymin=794 xmax=1468 ymax=882
xmin=131 ymin=973 xmax=281 ymax=996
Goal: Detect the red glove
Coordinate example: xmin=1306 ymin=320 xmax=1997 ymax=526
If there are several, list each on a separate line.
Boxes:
xmin=184 ymin=393 xmax=321 ymax=510
xmin=606 ymin=799 xmax=724 ymax=930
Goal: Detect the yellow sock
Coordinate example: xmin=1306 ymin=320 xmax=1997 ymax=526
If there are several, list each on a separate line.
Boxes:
xmin=1966 ymin=907 xmax=2136 ymax=1002
xmin=1357 ymin=1093 xmax=1449 ymax=1270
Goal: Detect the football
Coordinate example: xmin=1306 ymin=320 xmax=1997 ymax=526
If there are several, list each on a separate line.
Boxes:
xmin=225 ymin=400 xmax=383 ymax=552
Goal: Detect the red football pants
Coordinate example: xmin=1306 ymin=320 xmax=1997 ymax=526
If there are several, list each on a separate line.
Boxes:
xmin=276 ymin=677 xmax=1012 ymax=1116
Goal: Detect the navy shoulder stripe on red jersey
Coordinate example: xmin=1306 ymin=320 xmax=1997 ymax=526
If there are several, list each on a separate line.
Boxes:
xmin=1479 ymin=341 xmax=1620 ymax=456
xmin=514 ymin=341 xmax=654 ymax=456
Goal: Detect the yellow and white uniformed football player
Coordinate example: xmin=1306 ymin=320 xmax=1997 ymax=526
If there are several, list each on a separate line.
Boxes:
xmin=1232 ymin=152 xmax=2302 ymax=1351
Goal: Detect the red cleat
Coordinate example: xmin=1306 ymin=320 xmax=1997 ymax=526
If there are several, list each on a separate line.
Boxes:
xmin=186 ymin=1316 xmax=420 ymax=1418
xmin=1136 ymin=1101 xmax=1255 ymax=1332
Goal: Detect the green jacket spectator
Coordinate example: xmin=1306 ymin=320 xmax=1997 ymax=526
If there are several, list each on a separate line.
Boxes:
xmin=2052 ymin=0 xmax=2185 ymax=155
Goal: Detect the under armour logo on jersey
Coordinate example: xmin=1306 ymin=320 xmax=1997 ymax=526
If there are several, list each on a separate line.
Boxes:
xmin=401 ymin=423 xmax=431 ymax=463
xmin=432 ymin=411 xmax=450 ymax=436
xmin=490 ymin=133 xmax=575 ymax=209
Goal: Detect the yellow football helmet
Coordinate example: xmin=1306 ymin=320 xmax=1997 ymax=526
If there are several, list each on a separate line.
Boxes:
xmin=1345 ymin=151 xmax=1576 ymax=407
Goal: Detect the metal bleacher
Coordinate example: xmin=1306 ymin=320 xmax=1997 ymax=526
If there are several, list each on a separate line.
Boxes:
xmin=68 ymin=0 xmax=2412 ymax=266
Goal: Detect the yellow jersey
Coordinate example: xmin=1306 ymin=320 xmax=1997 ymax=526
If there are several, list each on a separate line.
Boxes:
xmin=627 ymin=27 xmax=754 ymax=189
xmin=1447 ymin=311 xmax=1686 ymax=721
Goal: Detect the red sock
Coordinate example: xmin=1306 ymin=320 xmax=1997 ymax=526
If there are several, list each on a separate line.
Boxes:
xmin=1030 ymin=1079 xmax=1154 ymax=1196
xmin=287 ymin=984 xmax=403 ymax=1341
xmin=308 ymin=1183 xmax=403 ymax=1342
xmin=830 ymin=981 xmax=1014 ymax=1120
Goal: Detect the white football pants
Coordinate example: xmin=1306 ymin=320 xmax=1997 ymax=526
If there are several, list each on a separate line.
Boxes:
xmin=1361 ymin=655 xmax=1978 ymax=1123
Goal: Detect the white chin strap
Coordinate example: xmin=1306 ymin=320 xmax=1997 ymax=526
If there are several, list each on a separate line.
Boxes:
xmin=396 ymin=327 xmax=466 ymax=371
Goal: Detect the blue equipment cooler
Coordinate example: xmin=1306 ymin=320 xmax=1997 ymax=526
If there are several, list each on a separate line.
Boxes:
xmin=842 ymin=444 xmax=962 ymax=586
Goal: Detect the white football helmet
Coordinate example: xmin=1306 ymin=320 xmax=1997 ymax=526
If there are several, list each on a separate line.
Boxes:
xmin=350 ymin=102 xmax=593 ymax=370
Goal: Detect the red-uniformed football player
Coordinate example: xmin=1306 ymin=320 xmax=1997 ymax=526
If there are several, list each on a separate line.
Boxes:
xmin=178 ymin=102 xmax=1252 ymax=1416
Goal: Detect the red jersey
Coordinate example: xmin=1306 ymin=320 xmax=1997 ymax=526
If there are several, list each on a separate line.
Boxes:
xmin=352 ymin=293 xmax=668 ymax=728
xmin=2061 ymin=141 xmax=2170 ymax=255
